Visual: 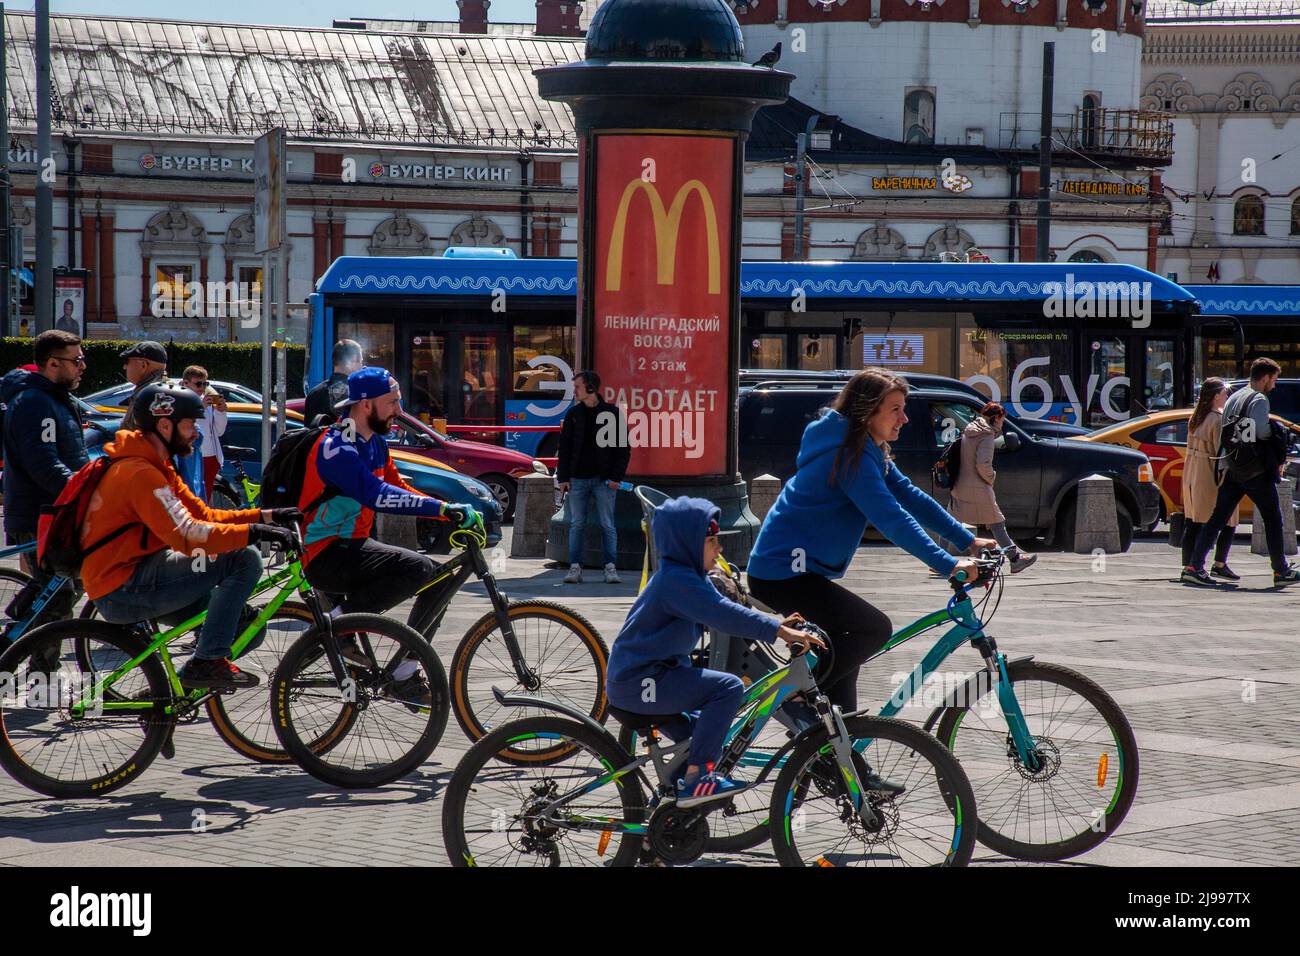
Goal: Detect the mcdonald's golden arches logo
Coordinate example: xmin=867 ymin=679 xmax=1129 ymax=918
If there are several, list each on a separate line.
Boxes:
xmin=604 ymin=178 xmax=721 ymax=294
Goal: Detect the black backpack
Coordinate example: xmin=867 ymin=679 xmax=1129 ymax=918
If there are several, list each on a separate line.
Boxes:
xmin=260 ymin=424 xmax=342 ymax=512
xmin=932 ymin=436 xmax=963 ymax=490
xmin=1219 ymin=399 xmax=1278 ymax=483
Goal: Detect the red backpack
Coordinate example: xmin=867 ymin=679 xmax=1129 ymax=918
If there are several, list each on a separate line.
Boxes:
xmin=36 ymin=458 xmax=139 ymax=577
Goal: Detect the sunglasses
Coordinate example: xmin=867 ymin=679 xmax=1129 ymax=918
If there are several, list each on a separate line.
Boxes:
xmin=51 ymin=354 xmax=87 ymax=367
xmin=189 ymin=380 xmax=209 ymax=389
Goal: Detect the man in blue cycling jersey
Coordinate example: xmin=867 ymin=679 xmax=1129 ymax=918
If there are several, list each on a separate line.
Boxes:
xmin=298 ymin=367 xmax=481 ymax=641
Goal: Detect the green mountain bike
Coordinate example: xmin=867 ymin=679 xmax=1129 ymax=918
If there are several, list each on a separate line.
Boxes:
xmin=0 ymin=524 xmax=446 ymax=797
xmin=656 ymin=549 xmax=1139 ymax=862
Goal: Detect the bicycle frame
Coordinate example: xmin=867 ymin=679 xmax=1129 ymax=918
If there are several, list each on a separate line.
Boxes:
xmin=66 ymin=562 xmax=315 ymax=720
xmin=518 ymin=652 xmax=876 ymax=836
xmin=406 ymin=535 xmax=539 ymax=690
xmin=865 ymin=583 xmax=1040 ymax=768
xmin=0 ymin=540 xmax=36 ymax=562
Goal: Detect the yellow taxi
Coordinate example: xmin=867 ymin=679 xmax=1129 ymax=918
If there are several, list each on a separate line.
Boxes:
xmin=1074 ymin=408 xmax=1300 ymax=524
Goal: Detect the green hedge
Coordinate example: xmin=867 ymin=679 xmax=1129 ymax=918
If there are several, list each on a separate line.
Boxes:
xmin=0 ymin=339 xmax=306 ymax=398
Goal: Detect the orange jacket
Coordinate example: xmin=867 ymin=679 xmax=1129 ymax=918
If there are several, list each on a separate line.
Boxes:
xmin=80 ymin=430 xmax=261 ymax=600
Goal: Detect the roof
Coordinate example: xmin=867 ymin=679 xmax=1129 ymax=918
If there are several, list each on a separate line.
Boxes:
xmin=1185 ymin=285 xmax=1300 ymax=317
xmin=2 ymin=10 xmax=583 ymax=149
xmin=317 ymin=256 xmax=1197 ymax=306
xmin=1145 ymin=0 xmax=1300 ymax=22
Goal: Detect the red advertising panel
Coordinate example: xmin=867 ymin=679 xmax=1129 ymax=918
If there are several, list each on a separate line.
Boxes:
xmin=592 ymin=133 xmax=734 ymax=476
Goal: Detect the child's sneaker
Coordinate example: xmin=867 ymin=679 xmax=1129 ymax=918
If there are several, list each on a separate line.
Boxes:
xmin=1273 ymin=565 xmax=1300 ymax=586
xmin=675 ymin=770 xmax=748 ymax=808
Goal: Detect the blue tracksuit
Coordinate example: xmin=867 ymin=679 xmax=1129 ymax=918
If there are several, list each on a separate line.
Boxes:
xmin=606 ymin=497 xmax=779 ymax=768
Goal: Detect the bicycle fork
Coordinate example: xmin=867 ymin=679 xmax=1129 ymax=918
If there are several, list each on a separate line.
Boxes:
xmin=971 ymin=636 xmax=1040 ymax=772
xmin=813 ymin=695 xmax=880 ymax=830
xmin=472 ymin=548 xmax=540 ymax=692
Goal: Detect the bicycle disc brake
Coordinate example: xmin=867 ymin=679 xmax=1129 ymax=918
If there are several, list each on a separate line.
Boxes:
xmin=647 ymin=806 xmax=710 ymax=866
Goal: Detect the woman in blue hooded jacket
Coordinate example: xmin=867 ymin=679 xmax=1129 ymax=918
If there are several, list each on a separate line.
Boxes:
xmin=606 ymin=496 xmax=819 ymax=807
xmin=747 ymin=368 xmax=993 ymax=713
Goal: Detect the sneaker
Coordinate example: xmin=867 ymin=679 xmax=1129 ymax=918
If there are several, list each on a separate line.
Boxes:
xmin=1273 ymin=565 xmax=1300 ymax=586
xmin=604 ymin=563 xmax=622 ymax=584
xmin=1009 ymin=552 xmax=1038 ymax=574
xmin=564 ymin=564 xmax=583 ymax=584
xmin=179 ymin=657 xmax=259 ymax=691
xmin=387 ymin=672 xmax=434 ymax=711
xmin=813 ymin=752 xmax=906 ymax=797
xmin=1180 ymin=567 xmax=1216 ymax=588
xmin=676 ymin=771 xmax=748 ymax=808
xmin=1210 ymin=563 xmax=1240 ymax=581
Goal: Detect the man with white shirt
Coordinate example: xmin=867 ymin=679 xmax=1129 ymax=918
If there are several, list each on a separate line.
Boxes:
xmin=182 ymin=365 xmax=228 ymax=500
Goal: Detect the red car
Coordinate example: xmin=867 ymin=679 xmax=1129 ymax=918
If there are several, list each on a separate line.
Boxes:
xmin=285 ymin=399 xmax=547 ymax=520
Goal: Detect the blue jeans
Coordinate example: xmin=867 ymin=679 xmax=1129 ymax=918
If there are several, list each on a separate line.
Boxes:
xmin=568 ymin=477 xmax=617 ymax=567
xmin=94 ymin=547 xmax=264 ymax=660
xmin=608 ymin=664 xmax=744 ymax=769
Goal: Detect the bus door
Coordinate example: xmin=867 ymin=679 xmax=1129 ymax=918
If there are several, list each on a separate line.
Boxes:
xmin=404 ymin=329 xmax=504 ymax=433
xmin=1081 ymin=332 xmax=1182 ymax=427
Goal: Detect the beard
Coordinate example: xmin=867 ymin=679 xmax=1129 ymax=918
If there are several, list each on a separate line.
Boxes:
xmin=164 ymin=428 xmax=195 ymax=457
xmin=366 ymin=410 xmax=395 ymax=434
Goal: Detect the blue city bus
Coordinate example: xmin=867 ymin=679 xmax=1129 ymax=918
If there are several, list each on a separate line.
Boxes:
xmin=309 ymin=252 xmax=1201 ymax=457
xmin=1184 ymin=284 xmax=1300 ymax=382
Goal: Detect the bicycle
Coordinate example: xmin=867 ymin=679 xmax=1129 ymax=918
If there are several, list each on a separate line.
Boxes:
xmin=209 ymin=444 xmax=261 ymax=511
xmin=272 ymin=520 xmax=609 ymax=778
xmin=0 ymin=522 xmax=447 ymax=797
xmin=659 ymin=549 xmax=1139 ymax=862
xmin=441 ymin=623 xmax=977 ymax=868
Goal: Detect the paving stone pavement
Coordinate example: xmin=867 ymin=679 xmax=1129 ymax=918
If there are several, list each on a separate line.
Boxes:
xmin=1 ymin=531 xmax=1296 ymax=868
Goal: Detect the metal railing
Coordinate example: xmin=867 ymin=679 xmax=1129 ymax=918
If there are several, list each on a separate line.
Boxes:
xmin=999 ymin=107 xmax=1174 ymax=162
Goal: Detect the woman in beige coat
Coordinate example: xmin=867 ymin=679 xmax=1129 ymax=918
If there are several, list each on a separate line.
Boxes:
xmin=1180 ymin=378 xmax=1240 ymax=578
xmin=949 ymin=402 xmax=1037 ymax=572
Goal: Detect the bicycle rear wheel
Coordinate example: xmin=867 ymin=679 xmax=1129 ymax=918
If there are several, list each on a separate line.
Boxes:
xmin=934 ymin=659 xmax=1139 ymax=861
xmin=0 ymin=620 xmax=173 ymax=797
xmin=271 ymin=613 xmax=449 ymax=787
xmin=769 ymin=715 xmax=976 ymax=867
xmin=450 ymin=600 xmax=607 ymax=764
xmin=206 ymin=602 xmax=356 ymax=763
xmin=443 ymin=715 xmax=647 ymax=867
xmin=0 ymin=568 xmax=33 ymax=625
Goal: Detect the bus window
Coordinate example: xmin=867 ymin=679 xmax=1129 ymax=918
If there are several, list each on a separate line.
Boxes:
xmin=798 ymin=333 xmax=836 ymax=371
xmin=958 ymin=323 xmax=1075 ymax=422
xmin=408 ymin=332 xmax=447 ymax=423
xmin=462 ymin=334 xmax=500 ymax=425
xmin=748 ymin=334 xmax=786 ymax=369
xmin=512 ymin=325 xmax=574 ymax=393
xmin=337 ymin=320 xmax=395 ymax=378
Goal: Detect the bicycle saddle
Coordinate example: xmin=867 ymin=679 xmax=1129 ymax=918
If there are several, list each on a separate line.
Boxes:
xmin=223 ymin=445 xmax=256 ymax=460
xmin=607 ymin=705 xmax=688 ymax=734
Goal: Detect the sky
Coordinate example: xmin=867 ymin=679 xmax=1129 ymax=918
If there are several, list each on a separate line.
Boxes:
xmin=8 ymin=0 xmax=542 ymax=28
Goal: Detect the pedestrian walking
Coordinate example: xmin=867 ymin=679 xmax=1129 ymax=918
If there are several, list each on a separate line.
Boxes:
xmin=1183 ymin=357 xmax=1299 ymax=586
xmin=948 ymin=402 xmax=1036 ymax=573
xmin=1180 ymin=378 xmax=1240 ymax=579
xmin=304 ymin=339 xmax=364 ymax=426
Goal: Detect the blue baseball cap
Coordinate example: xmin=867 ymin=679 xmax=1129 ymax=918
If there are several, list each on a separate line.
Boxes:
xmin=335 ymin=366 xmax=401 ymax=410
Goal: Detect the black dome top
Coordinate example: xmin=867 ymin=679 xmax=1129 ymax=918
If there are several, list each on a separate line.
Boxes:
xmin=586 ymin=0 xmax=745 ymax=62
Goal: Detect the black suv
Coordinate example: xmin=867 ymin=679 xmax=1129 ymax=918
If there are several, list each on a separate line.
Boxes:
xmin=738 ymin=382 xmax=1160 ymax=549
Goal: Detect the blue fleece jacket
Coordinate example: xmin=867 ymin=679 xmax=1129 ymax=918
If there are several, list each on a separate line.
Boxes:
xmin=747 ymin=409 xmax=974 ymax=581
xmin=606 ymin=497 xmax=779 ymax=688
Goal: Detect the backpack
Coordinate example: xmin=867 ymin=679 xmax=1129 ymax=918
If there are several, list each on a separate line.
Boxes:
xmin=932 ymin=436 xmax=963 ymax=490
xmin=36 ymin=458 xmax=139 ymax=577
xmin=260 ymin=424 xmax=341 ymax=512
xmin=1219 ymin=400 xmax=1272 ymax=483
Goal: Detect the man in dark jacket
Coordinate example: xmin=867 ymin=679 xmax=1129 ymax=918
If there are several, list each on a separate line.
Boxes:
xmin=304 ymin=339 xmax=364 ymax=425
xmin=1 ymin=330 xmax=91 ymax=630
xmin=556 ymin=369 xmax=630 ymax=584
xmin=118 ymin=340 xmax=170 ymax=432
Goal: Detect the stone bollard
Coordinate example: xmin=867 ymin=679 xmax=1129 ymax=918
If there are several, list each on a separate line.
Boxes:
xmin=748 ymin=474 xmax=782 ymax=524
xmin=1074 ymin=474 xmax=1122 ymax=554
xmin=1251 ymin=477 xmax=1298 ymax=557
xmin=374 ymin=511 xmax=420 ymax=551
xmin=511 ymin=473 xmax=557 ymax=558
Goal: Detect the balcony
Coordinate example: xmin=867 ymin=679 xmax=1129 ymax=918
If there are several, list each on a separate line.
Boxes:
xmin=998 ymin=108 xmax=1175 ymax=164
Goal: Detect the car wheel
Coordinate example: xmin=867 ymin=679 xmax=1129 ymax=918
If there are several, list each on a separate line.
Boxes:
xmin=1117 ymin=508 xmax=1135 ymax=552
xmin=480 ymin=474 xmax=517 ymax=522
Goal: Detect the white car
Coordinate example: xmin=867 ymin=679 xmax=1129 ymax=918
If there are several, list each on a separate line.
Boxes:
xmin=82 ymin=378 xmax=262 ymax=409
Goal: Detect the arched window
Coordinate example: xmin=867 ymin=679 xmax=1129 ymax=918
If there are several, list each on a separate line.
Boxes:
xmin=903 ymin=89 xmax=935 ymax=145
xmin=1081 ymin=94 xmax=1100 ymax=150
xmin=1068 ymin=249 xmax=1106 ymax=263
xmin=1291 ymin=196 xmax=1300 ymax=235
xmin=1233 ymin=195 xmax=1265 ymax=236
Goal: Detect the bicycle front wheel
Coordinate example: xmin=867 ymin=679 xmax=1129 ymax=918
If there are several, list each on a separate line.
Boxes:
xmin=0 ymin=567 xmax=33 ymax=625
xmin=769 ymin=715 xmax=976 ymax=867
xmin=0 ymin=620 xmax=173 ymax=797
xmin=443 ymin=715 xmax=646 ymax=868
xmin=272 ymin=613 xmax=450 ymax=788
xmin=206 ymin=602 xmax=353 ymax=763
xmin=934 ymin=659 xmax=1139 ymax=861
xmin=451 ymin=600 xmax=607 ymax=763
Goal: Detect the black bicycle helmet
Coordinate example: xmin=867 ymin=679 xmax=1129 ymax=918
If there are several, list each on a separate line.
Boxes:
xmin=132 ymin=383 xmax=205 ymax=433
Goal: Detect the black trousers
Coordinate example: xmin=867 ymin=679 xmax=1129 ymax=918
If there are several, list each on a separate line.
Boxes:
xmin=1190 ymin=472 xmax=1287 ymax=574
xmin=1181 ymin=521 xmax=1235 ymax=569
xmin=305 ymin=538 xmax=436 ymax=629
xmin=746 ymin=573 xmax=893 ymax=713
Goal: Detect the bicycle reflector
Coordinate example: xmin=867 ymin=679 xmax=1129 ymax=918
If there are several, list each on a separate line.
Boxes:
xmin=597 ymin=830 xmax=612 ymax=857
xmin=1097 ymin=753 xmax=1110 ymax=789
xmin=1137 ymin=462 xmax=1153 ymax=483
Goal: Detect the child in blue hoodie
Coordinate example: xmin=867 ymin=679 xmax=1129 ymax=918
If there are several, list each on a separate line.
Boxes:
xmin=606 ymin=496 xmax=820 ymax=808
